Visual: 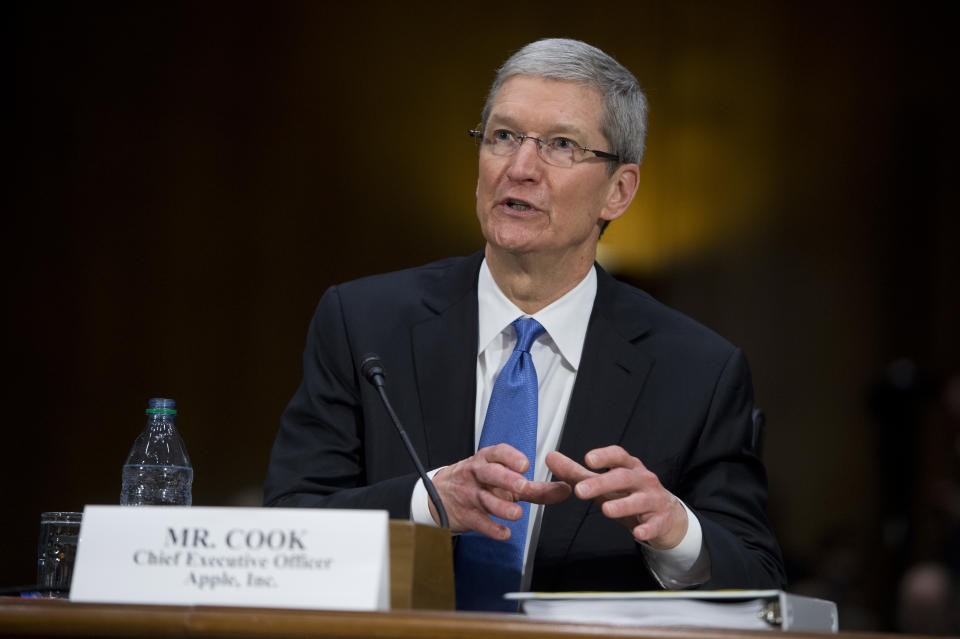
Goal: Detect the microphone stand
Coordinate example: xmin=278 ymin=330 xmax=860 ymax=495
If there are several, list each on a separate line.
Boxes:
xmin=360 ymin=354 xmax=449 ymax=529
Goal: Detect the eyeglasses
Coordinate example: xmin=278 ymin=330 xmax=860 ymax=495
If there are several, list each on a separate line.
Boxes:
xmin=468 ymin=128 xmax=621 ymax=168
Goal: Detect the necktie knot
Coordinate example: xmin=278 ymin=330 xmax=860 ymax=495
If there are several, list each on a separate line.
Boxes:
xmin=512 ymin=317 xmax=545 ymax=354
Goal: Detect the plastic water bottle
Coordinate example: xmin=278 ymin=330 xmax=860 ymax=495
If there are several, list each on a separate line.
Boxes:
xmin=120 ymin=398 xmax=193 ymax=506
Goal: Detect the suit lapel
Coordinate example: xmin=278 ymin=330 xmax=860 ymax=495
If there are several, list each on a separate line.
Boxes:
xmin=538 ymin=266 xmax=655 ymax=560
xmin=411 ymin=253 xmax=484 ymax=468
xmin=408 ymin=257 xmax=657 ymax=564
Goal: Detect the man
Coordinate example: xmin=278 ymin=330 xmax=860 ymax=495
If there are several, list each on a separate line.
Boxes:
xmin=265 ymin=38 xmax=785 ymax=610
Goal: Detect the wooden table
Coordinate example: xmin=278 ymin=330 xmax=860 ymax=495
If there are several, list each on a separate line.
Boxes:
xmin=0 ymin=599 xmax=927 ymax=639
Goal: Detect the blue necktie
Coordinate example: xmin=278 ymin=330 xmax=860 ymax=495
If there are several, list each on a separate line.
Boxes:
xmin=455 ymin=317 xmax=545 ymax=611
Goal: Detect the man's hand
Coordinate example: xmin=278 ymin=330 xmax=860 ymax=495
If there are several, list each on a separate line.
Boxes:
xmin=546 ymin=446 xmax=688 ymax=550
xmin=431 ymin=443 xmax=571 ymax=539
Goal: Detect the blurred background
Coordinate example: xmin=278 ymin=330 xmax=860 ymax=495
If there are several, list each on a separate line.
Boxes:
xmin=4 ymin=1 xmax=958 ymax=632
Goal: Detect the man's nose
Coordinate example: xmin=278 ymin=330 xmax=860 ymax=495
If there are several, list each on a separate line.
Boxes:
xmin=506 ymin=137 xmax=543 ymax=180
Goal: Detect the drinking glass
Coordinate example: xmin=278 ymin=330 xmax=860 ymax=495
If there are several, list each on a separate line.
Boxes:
xmin=37 ymin=511 xmax=82 ymax=598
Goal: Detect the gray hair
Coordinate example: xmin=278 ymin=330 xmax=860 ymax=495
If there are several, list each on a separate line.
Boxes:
xmin=480 ymin=38 xmax=648 ymax=166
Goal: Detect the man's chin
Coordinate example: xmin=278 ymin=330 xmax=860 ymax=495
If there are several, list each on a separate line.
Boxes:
xmin=481 ymin=218 xmax=546 ymax=252
xmin=484 ymin=232 xmax=543 ymax=257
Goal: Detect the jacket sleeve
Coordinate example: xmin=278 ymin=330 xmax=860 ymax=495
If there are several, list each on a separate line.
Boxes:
xmin=680 ymin=347 xmax=786 ymax=589
xmin=263 ymin=285 xmax=419 ymax=518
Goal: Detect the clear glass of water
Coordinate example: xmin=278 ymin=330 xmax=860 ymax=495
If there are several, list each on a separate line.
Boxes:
xmin=37 ymin=511 xmax=82 ymax=598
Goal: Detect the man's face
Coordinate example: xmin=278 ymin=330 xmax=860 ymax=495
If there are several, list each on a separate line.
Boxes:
xmin=476 ymin=75 xmax=630 ymax=261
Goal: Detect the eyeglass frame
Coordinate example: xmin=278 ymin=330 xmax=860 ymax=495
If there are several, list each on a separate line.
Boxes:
xmin=468 ymin=128 xmax=621 ymax=166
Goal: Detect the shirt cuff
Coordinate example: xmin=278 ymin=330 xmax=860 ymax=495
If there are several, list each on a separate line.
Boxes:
xmin=409 ymin=467 xmax=444 ymax=527
xmin=640 ymin=500 xmax=711 ymax=588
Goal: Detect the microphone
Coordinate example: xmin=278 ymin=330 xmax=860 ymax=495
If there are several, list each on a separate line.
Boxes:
xmin=359 ymin=353 xmax=449 ymax=529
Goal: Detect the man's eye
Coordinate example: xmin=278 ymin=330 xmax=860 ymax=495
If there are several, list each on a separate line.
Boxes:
xmin=551 ymin=137 xmax=576 ymax=150
xmin=492 ymin=129 xmax=515 ymax=142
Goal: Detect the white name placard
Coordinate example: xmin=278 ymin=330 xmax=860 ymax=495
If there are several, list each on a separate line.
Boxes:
xmin=70 ymin=506 xmax=389 ymax=610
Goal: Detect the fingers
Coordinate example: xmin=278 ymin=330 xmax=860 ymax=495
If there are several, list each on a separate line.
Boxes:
xmin=523 ymin=480 xmax=572 ymax=505
xmin=473 ymin=456 xmax=530 ymax=494
xmin=553 ymin=445 xmax=689 ymax=549
xmin=460 ymin=505 xmax=512 ymax=541
xmin=439 ymin=441 xmax=688 ymax=549
xmin=599 ymin=487 xmax=661 ymax=519
xmin=478 ymin=488 xmax=523 ymax=521
xmin=574 ymin=447 xmax=651 ymax=500
xmin=575 ymin=465 xmax=654 ymax=500
xmin=432 ymin=444 xmax=558 ymax=539
xmin=481 ymin=443 xmax=531 ymax=475
xmin=630 ymin=498 xmax=689 ymax=550
xmin=545 ymin=450 xmax=596 ymax=485
xmin=584 ymin=445 xmax=638 ymax=471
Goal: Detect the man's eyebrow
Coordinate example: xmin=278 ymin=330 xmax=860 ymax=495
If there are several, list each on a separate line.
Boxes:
xmin=486 ymin=114 xmax=588 ymax=139
xmin=486 ymin=114 xmax=520 ymax=129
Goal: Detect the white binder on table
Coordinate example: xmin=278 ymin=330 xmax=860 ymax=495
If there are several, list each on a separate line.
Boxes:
xmin=506 ymin=590 xmax=838 ymax=632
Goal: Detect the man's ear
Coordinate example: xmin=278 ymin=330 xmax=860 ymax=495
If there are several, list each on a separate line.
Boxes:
xmin=600 ymin=164 xmax=640 ymax=224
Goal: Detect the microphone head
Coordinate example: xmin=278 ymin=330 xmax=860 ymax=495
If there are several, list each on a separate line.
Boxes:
xmin=359 ymin=353 xmax=385 ymax=385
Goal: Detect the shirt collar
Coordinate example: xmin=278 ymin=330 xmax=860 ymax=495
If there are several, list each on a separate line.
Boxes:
xmin=477 ymin=258 xmax=597 ymax=370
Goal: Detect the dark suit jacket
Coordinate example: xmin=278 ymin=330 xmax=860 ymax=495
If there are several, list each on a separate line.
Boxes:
xmin=264 ymin=252 xmax=785 ymax=591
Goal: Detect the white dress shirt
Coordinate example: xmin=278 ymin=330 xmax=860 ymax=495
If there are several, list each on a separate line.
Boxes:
xmin=411 ymin=259 xmax=710 ymax=588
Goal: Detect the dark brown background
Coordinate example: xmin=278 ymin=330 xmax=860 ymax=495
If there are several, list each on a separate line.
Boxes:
xmin=5 ymin=1 xmax=958 ymax=632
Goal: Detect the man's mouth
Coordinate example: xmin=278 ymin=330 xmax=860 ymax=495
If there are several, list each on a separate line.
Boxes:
xmin=505 ymin=198 xmax=533 ymax=211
